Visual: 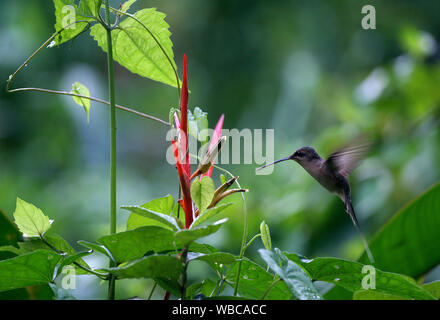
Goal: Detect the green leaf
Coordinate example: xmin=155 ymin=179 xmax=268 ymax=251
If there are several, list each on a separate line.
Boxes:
xmin=122 ymin=205 xmax=180 ymax=231
xmin=155 ymin=278 xmax=181 ymax=297
xmin=57 ymin=251 xmax=92 ymax=277
xmin=188 ymin=252 xmax=236 ymax=265
xmin=126 ymin=195 xmax=175 ymax=230
xmin=0 ymin=250 xmax=61 ymax=292
xmin=358 ymin=183 xmax=440 ymax=278
xmin=423 ymin=281 xmax=440 ymax=299
xmin=121 ymin=0 xmax=137 ymax=13
xmin=353 ymin=290 xmax=408 ymax=300
xmin=13 ymin=198 xmax=52 ymax=237
xmin=190 ymin=176 xmax=215 ymax=214
xmin=90 ymin=8 xmax=179 ymax=88
xmin=175 ymin=219 xmax=228 ymax=246
xmin=259 ymin=249 xmax=321 ymax=300
xmin=219 ymin=174 xmax=227 ymax=184
xmin=105 ymin=255 xmax=182 ymax=280
xmin=77 ymin=240 xmax=115 ymax=262
xmin=78 ymin=0 xmax=101 ymax=17
xmin=190 ymin=203 xmax=232 ymax=229
xmin=0 ymin=235 xmax=91 ymax=275
xmin=284 ymin=253 xmax=436 ymax=300
xmin=71 ymin=81 xmax=91 ymax=122
xmin=260 ymin=221 xmax=272 ymax=251
xmin=188 ymin=242 xmax=218 ymax=254
xmin=53 ymin=0 xmax=94 ymax=45
xmin=97 ymin=226 xmax=178 ymax=263
xmin=0 ymin=284 xmax=54 ymax=300
xmin=226 ymin=258 xmax=291 ymax=300
xmin=188 ymin=107 xmax=209 ymax=143
xmin=0 ymin=212 xmax=54 ymax=300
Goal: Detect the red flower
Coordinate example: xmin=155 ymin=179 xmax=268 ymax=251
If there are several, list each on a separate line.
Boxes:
xmin=179 ymin=54 xmax=190 ymax=176
xmin=171 ymin=54 xmax=193 ymax=228
xmin=171 ymin=140 xmax=193 ymax=228
xmin=201 ymin=114 xmax=224 ymax=178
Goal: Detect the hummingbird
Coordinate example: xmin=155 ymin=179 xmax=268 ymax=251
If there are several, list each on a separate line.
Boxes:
xmin=256 ymin=142 xmax=375 ymax=263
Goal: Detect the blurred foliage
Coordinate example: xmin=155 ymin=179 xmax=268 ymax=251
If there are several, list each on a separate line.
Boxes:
xmin=0 ymin=0 xmax=439 ymax=298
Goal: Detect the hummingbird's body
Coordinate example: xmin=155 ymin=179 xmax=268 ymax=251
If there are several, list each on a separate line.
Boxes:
xmin=257 ymin=143 xmax=374 ymax=263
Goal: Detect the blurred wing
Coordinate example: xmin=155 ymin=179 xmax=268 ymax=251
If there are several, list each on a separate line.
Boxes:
xmin=326 ymin=142 xmax=370 ymax=177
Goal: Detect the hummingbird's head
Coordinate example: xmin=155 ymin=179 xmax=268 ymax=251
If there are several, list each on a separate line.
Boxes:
xmin=256 ymin=146 xmax=321 ymax=172
xmin=291 ymin=146 xmax=321 ymax=165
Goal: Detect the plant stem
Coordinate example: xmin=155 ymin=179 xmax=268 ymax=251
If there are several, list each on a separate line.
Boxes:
xmin=243 ymin=233 xmax=261 ymax=252
xmin=180 ymin=245 xmax=189 ymax=300
xmin=147 ymin=282 xmax=158 ymax=300
xmin=261 ymin=277 xmax=281 ymax=300
xmin=104 ymin=0 xmax=117 ymax=301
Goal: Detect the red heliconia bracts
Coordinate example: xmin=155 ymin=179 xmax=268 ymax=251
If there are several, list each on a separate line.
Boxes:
xmin=179 ymin=54 xmax=190 ymax=177
xmin=172 ymin=55 xmax=227 ymax=226
xmin=171 ymin=140 xmax=193 ymax=228
xmin=201 ymin=114 xmax=224 ymax=179
xmin=172 ymin=54 xmax=193 ymax=229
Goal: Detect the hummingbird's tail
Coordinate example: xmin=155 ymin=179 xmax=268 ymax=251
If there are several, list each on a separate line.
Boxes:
xmin=344 ymin=194 xmax=375 ymax=264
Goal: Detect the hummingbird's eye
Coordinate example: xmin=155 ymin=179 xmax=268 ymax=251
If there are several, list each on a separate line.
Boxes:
xmin=296 ymin=151 xmax=304 ymax=157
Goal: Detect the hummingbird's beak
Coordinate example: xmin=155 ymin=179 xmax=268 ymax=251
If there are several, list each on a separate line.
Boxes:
xmin=256 ymin=156 xmax=291 ymax=171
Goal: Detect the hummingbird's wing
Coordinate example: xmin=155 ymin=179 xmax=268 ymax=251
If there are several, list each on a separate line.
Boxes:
xmin=325 ymin=143 xmax=370 ymax=177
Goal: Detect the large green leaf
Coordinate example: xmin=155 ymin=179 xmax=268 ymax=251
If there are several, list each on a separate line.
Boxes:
xmin=97 ymin=226 xmax=178 ymax=263
xmin=175 ymin=219 xmax=227 ymax=246
xmin=0 ymin=250 xmax=61 ymax=292
xmin=105 ymin=255 xmax=182 ymax=280
xmin=0 ymin=211 xmax=53 ymax=300
xmin=187 ymin=252 xmax=236 ymax=265
xmin=285 ymin=253 xmax=435 ymax=300
xmin=0 ymin=235 xmax=91 ymax=275
xmin=423 ymin=281 xmax=440 ymax=299
xmin=358 ymin=182 xmax=440 ymax=278
xmin=126 ymin=195 xmax=175 ymax=230
xmin=122 ymin=205 xmax=180 ymax=231
xmin=190 ymin=176 xmax=215 ymax=214
xmin=78 ymin=0 xmax=101 ymax=17
xmin=77 ymin=240 xmax=114 ymax=261
xmin=13 ymin=198 xmax=52 ymax=237
xmin=90 ymin=8 xmax=179 ymax=88
xmin=260 ymin=249 xmax=321 ymax=300
xmin=57 ymin=251 xmax=92 ymax=277
xmin=225 ymin=258 xmax=292 ymax=300
xmin=353 ymin=290 xmax=408 ymax=300
xmin=186 ymin=278 xmax=223 ymax=299
xmin=53 ymin=0 xmax=95 ymax=45
xmin=190 ymin=203 xmax=232 ymax=229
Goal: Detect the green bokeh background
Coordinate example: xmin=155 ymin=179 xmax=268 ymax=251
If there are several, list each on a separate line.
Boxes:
xmin=0 ymin=0 xmax=439 ymax=299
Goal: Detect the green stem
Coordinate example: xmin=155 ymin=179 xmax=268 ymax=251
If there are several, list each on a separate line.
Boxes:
xmin=261 ymin=277 xmax=281 ymax=300
xmin=104 ymin=0 xmax=117 ymax=301
xmin=147 ymin=282 xmax=158 ymax=300
xmin=180 ymin=245 xmax=189 ymax=300
xmin=243 ymin=233 xmax=261 ymax=252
